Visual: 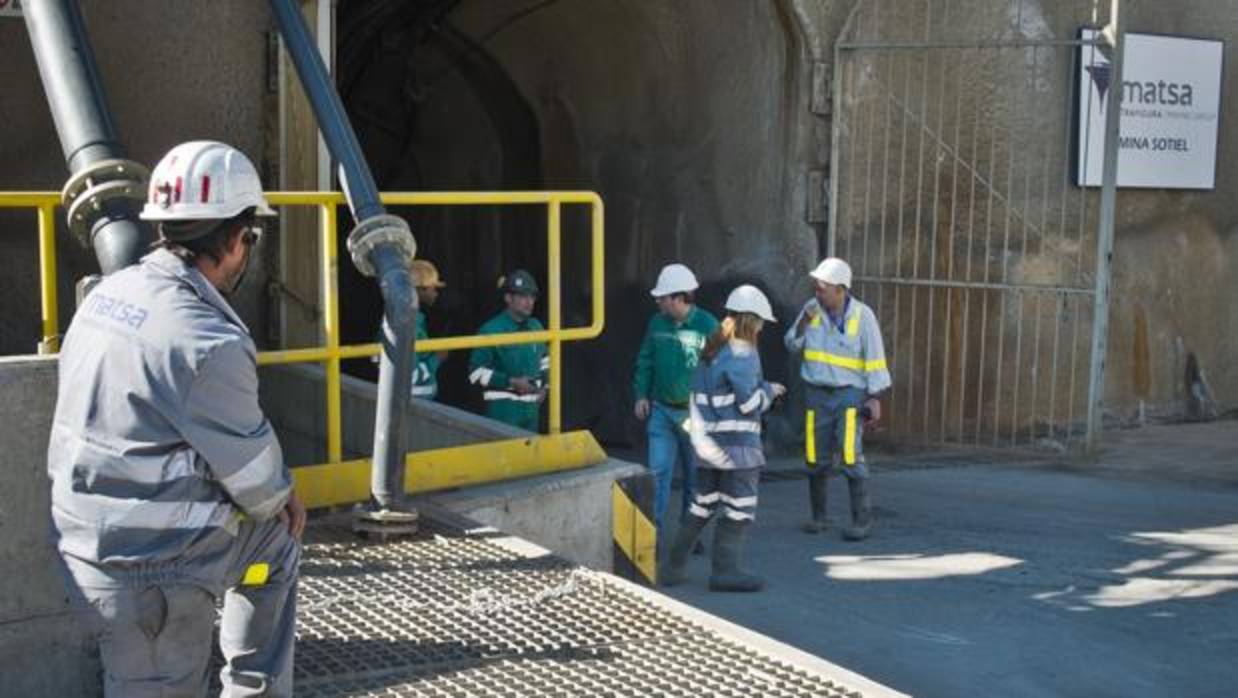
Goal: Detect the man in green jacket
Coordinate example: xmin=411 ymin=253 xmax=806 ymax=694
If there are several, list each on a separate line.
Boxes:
xmin=633 ymin=263 xmax=719 ymax=531
xmin=469 ymin=269 xmax=548 ymax=431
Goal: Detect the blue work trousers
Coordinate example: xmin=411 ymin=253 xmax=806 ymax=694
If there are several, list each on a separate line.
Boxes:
xmin=647 ymin=402 xmax=697 ymax=530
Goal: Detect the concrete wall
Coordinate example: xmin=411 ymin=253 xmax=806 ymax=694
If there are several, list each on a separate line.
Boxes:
xmin=0 ymin=1 xmax=276 ymax=356
xmin=830 ymin=0 xmax=1238 ymax=439
xmin=1104 ymin=1 xmax=1238 ymax=423
xmin=0 ymin=356 xmax=99 ymax=696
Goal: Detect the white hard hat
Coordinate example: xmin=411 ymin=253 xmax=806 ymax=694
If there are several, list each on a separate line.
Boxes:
xmin=725 ymin=284 xmax=776 ymax=323
xmin=141 ymin=141 xmax=276 ymax=222
xmin=650 ymin=263 xmax=699 ymax=297
xmin=809 ymin=257 xmax=852 ymax=288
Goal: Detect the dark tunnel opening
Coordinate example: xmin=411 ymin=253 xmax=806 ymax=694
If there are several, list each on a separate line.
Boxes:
xmin=337 ymin=1 xmax=554 ymax=425
xmin=331 ymin=0 xmax=811 ymax=452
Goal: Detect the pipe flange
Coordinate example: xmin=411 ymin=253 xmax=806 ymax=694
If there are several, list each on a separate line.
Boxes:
xmin=61 ymin=158 xmax=149 ymax=245
xmin=346 ymin=213 xmax=417 ymax=277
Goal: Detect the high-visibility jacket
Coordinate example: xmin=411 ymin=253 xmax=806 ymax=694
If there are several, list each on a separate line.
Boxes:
xmin=688 ymin=339 xmax=775 ymax=469
xmin=468 ymin=311 xmax=548 ymax=404
xmin=411 ymin=312 xmax=439 ymax=398
xmin=47 ymin=249 xmax=291 ymax=587
xmin=372 ymin=311 xmax=439 ymax=398
xmin=784 ymin=296 xmax=891 ymax=395
xmin=632 ymin=306 xmax=719 ymax=407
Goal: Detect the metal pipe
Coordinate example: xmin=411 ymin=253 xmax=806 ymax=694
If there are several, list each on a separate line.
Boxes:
xmin=1087 ymin=1 xmax=1124 ymax=453
xmin=270 ymin=0 xmax=418 ymax=510
xmin=23 ymin=0 xmax=148 ymax=275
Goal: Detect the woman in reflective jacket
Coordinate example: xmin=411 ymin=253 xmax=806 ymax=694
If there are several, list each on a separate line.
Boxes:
xmin=660 ymin=285 xmax=785 ymax=592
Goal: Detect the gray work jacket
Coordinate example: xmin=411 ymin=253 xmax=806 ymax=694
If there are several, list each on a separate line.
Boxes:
xmin=47 ymin=249 xmax=290 ymax=587
xmin=784 ymin=297 xmax=892 ymax=395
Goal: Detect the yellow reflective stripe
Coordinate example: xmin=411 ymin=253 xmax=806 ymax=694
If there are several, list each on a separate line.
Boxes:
xmin=809 ymin=315 xmax=822 ymax=327
xmin=803 ymin=350 xmax=887 ymax=373
xmin=805 ymin=409 xmax=817 ymax=465
xmin=846 ymin=311 xmax=861 ymax=336
xmin=241 ymin=562 xmax=270 ymax=586
xmin=804 ymin=350 xmax=862 ymax=370
xmin=844 ymin=408 xmax=857 ymax=466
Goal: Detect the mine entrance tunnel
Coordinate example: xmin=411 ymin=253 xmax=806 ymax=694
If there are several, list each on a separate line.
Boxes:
xmin=330 ymin=0 xmax=825 ymax=447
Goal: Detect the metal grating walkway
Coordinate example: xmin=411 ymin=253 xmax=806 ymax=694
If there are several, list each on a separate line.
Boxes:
xmin=252 ymin=518 xmax=887 ymax=697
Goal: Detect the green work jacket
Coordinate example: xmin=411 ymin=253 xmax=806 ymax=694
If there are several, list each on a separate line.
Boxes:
xmin=632 ymin=305 xmax=719 ymax=407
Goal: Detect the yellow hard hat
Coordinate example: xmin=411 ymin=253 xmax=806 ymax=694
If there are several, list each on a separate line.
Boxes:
xmin=410 ymin=259 xmax=446 ymax=288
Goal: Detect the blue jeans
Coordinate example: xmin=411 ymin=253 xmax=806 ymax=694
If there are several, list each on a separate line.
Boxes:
xmin=647 ymin=402 xmax=696 ymax=530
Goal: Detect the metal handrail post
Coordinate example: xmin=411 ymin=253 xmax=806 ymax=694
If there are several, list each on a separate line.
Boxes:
xmin=547 ymin=199 xmax=562 ymax=434
xmin=590 ymin=195 xmax=605 ymax=338
xmin=321 ymin=202 xmax=343 ymax=463
xmin=37 ymin=204 xmax=59 ymax=354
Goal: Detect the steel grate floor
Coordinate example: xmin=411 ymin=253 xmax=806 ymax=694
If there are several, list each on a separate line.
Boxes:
xmin=229 ymin=520 xmax=875 ymax=697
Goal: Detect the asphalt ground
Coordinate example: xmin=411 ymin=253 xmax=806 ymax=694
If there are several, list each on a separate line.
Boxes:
xmin=657 ymin=421 xmax=1238 ymax=698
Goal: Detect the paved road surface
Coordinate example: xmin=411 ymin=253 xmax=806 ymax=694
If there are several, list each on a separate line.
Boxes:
xmin=660 ymin=424 xmax=1238 ymax=698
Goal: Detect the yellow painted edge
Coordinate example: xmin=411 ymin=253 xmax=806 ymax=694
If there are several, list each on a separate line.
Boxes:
xmin=291 ymin=458 xmax=372 ymax=510
xmin=612 ymin=484 xmax=633 ymax=562
xmin=291 ymin=430 xmax=607 ymax=510
xmin=611 ymin=483 xmax=657 ymax=583
xmin=632 ymin=499 xmax=657 ymax=583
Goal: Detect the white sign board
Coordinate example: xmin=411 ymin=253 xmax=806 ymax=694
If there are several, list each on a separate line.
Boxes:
xmin=0 ymin=0 xmax=22 ymax=18
xmin=1077 ymin=30 xmax=1224 ymax=189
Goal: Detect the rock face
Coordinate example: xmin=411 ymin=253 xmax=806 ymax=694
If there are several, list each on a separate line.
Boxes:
xmin=2 ymin=1 xmax=1234 ymax=450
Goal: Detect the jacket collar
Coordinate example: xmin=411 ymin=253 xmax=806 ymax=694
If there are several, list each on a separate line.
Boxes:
xmin=143 ymin=248 xmax=250 ymax=335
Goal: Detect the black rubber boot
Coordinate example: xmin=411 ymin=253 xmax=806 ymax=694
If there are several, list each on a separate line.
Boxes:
xmin=802 ymin=473 xmax=828 ymax=533
xmin=680 ymin=514 xmax=706 ymax=555
xmin=708 ymin=519 xmax=764 ymax=592
xmin=660 ymin=516 xmax=708 ymax=587
xmin=843 ymin=477 xmax=872 ymax=541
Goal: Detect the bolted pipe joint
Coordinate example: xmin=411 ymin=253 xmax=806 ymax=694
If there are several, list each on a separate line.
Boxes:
xmin=346 ymin=213 xmax=417 ymax=278
xmin=62 ymin=158 xmax=147 ymax=242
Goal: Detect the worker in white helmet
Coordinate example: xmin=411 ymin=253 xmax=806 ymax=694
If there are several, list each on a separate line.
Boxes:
xmin=632 ymin=263 xmax=720 ymax=533
xmin=47 ymin=141 xmax=303 ymax=696
xmin=661 ymin=285 xmax=785 ymax=592
xmin=784 ymin=257 xmax=890 ymax=540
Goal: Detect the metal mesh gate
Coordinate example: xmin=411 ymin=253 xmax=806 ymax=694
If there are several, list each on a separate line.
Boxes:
xmin=829 ymin=0 xmax=1120 ymax=448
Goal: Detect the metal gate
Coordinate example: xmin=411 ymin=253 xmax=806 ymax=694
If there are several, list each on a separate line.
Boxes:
xmin=829 ymin=0 xmax=1123 ymax=450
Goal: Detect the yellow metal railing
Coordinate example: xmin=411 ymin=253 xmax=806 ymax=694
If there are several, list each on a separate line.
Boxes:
xmin=1 ymin=190 xmax=605 ymax=486
xmin=0 ymin=193 xmax=62 ymax=354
